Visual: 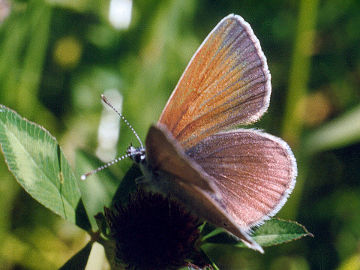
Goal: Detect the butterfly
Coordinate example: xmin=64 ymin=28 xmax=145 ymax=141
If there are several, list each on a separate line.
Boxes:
xmin=87 ymin=14 xmax=297 ymax=253
xmin=125 ymin=14 xmax=297 ymax=253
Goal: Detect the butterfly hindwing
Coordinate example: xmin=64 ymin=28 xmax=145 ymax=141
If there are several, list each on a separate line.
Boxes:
xmin=186 ymin=129 xmax=297 ymax=229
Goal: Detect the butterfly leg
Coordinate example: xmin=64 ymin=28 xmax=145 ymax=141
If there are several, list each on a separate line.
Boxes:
xmin=185 ymin=262 xmax=213 ymax=270
xmin=134 ymin=175 xmax=149 ymax=184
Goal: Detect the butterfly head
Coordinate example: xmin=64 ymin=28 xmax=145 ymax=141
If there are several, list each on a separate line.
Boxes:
xmin=127 ymin=145 xmax=146 ymax=164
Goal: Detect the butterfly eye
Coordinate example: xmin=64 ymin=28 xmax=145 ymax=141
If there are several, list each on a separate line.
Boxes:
xmin=127 ymin=146 xmax=146 ymax=163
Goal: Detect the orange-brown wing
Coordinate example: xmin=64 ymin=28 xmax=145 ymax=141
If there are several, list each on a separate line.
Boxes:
xmin=186 ymin=129 xmax=297 ymax=229
xmin=158 ymin=14 xmax=271 ymax=150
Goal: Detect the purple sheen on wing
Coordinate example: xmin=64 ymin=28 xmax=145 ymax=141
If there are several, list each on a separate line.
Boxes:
xmin=186 ymin=128 xmax=297 ymax=229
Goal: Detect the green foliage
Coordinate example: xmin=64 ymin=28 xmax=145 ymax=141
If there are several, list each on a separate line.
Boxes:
xmin=0 ymin=105 xmax=88 ymax=229
xmin=0 ymin=105 xmax=311 ymax=269
xmin=76 ymin=150 xmax=119 ymax=229
xmin=59 ymin=242 xmax=93 ymax=270
xmin=1 ymin=0 xmax=360 ymax=269
xmin=303 ymin=105 xmax=360 ymax=154
xmin=203 ymin=219 xmax=313 ymax=248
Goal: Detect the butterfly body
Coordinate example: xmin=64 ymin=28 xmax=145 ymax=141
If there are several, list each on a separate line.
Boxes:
xmin=127 ymin=145 xmax=162 ymax=191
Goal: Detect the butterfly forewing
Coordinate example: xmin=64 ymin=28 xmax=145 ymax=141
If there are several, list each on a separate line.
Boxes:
xmin=145 ymin=124 xmax=219 ymax=195
xmin=159 ymin=14 xmax=271 ymax=149
xmin=186 ymin=129 xmax=297 ymax=229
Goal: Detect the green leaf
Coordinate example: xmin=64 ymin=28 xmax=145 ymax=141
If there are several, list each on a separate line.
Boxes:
xmin=59 ymin=242 xmax=93 ymax=270
xmin=0 ymin=105 xmax=88 ymax=229
xmin=75 ymin=199 xmax=92 ymax=231
xmin=101 ymin=239 xmax=118 ymax=269
xmin=76 ymin=150 xmax=119 ymax=229
xmin=246 ymin=219 xmax=313 ymax=247
xmin=111 ymin=164 xmax=141 ymax=207
xmin=179 ymin=264 xmax=216 ymax=270
xmin=303 ymin=105 xmax=360 ymax=155
xmin=199 ymin=248 xmax=220 ymax=270
xmin=203 ymin=219 xmax=313 ymax=248
xmin=94 ymin=212 xmax=110 ymax=237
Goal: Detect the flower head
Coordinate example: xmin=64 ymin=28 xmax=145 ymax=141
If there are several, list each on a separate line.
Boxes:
xmin=104 ymin=190 xmax=203 ymax=270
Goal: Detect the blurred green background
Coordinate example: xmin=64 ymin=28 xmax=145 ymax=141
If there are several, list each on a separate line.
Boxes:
xmin=1 ymin=0 xmax=360 ymax=269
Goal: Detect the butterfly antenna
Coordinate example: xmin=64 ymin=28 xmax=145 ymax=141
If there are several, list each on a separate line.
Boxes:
xmin=101 ymin=94 xmax=144 ymax=149
xmin=81 ymin=94 xmax=143 ymax=180
xmin=80 ymin=153 xmax=132 ymax=180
